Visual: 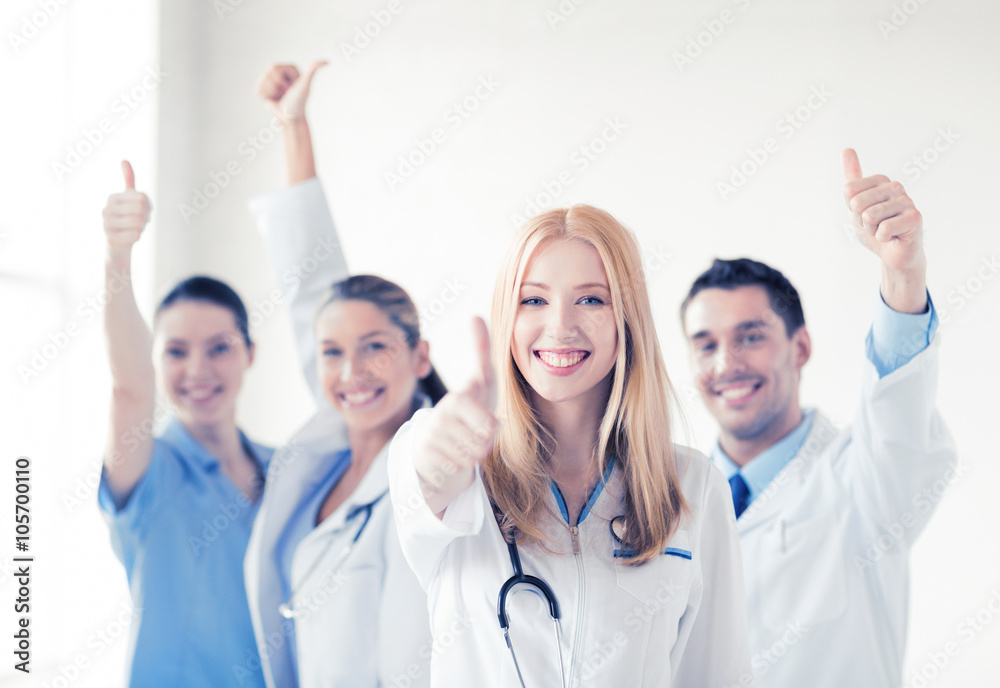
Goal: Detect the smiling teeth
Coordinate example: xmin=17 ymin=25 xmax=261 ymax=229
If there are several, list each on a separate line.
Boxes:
xmin=538 ymin=351 xmax=585 ymax=368
xmin=343 ymin=390 xmax=378 ymax=404
xmin=720 ymin=385 xmax=756 ymax=399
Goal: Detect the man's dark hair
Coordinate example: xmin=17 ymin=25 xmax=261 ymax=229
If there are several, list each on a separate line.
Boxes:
xmin=681 ymin=258 xmax=805 ymax=336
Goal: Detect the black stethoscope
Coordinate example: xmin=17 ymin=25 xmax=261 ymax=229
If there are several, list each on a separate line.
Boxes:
xmin=497 ymin=537 xmax=567 ymax=688
xmin=495 ymin=515 xmax=632 ymax=687
xmin=278 ymin=489 xmax=388 ymax=619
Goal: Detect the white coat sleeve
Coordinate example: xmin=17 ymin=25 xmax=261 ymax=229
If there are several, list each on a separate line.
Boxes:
xmin=248 ymin=178 xmax=349 ymax=405
xmin=671 ymin=462 xmax=753 ymax=688
xmin=387 ymin=408 xmax=487 ymax=591
xmin=840 ymin=335 xmax=957 ymax=545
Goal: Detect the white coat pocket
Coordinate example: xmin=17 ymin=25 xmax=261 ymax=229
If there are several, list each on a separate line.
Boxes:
xmin=759 ymin=510 xmax=847 ymax=632
xmin=614 ymin=529 xmax=693 ymax=632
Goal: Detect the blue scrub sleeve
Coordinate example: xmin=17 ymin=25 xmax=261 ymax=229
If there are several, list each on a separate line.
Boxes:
xmin=97 ymin=439 xmax=176 ymax=569
xmin=865 ymin=290 xmax=938 ymax=378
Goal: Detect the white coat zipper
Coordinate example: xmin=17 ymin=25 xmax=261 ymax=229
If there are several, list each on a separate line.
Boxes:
xmin=567 ymin=524 xmax=586 ymax=687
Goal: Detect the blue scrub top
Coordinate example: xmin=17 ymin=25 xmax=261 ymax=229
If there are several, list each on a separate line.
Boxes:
xmin=98 ymin=417 xmax=272 ymax=688
xmin=269 ymin=447 xmax=352 ymax=686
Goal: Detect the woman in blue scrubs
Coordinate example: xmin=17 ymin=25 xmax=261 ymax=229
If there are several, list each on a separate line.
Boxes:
xmin=98 ymin=162 xmax=269 ymax=687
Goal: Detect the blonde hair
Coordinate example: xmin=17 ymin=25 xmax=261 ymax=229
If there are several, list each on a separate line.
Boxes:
xmin=482 ymin=204 xmax=688 ymax=566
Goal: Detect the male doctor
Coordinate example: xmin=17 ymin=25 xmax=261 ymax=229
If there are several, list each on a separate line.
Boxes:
xmin=680 ymin=149 xmax=957 ymax=688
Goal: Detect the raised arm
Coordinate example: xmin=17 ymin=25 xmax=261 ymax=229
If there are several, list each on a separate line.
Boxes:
xmin=250 ymin=61 xmax=349 ymax=404
xmin=102 ymin=161 xmax=156 ymax=501
xmin=840 ymin=148 xmax=955 ymax=536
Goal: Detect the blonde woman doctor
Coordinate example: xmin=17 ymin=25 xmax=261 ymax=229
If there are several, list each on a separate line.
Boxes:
xmin=388 ymin=205 xmax=751 ymax=686
xmin=243 ymin=62 xmax=442 ymax=688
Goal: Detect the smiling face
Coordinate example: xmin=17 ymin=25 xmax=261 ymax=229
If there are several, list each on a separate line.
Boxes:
xmin=316 ymin=299 xmax=430 ymax=436
xmin=512 ymin=238 xmax=619 ymax=408
xmin=154 ymin=301 xmax=254 ymax=428
xmin=683 ymin=285 xmax=810 ymax=452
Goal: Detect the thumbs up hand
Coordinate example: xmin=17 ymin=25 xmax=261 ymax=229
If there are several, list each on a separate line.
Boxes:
xmin=103 ymin=160 xmax=152 ymax=253
xmin=842 ymin=148 xmax=925 ymax=273
xmin=257 ymin=61 xmax=328 ymax=123
xmin=413 ymin=317 xmax=499 ymax=516
xmin=842 ymin=148 xmax=928 ymax=313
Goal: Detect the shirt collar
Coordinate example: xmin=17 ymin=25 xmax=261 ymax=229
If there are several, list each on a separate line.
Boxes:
xmin=711 ymin=409 xmax=816 ymax=500
xmin=549 ymin=456 xmax=617 ymax=525
xmin=160 ymin=416 xmax=269 ymax=472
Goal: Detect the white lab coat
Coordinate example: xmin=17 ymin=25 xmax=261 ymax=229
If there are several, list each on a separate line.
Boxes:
xmin=388 ymin=410 xmax=753 ymax=688
xmin=243 ymin=178 xmax=432 ymax=688
xmin=736 ymin=337 xmax=956 ymax=687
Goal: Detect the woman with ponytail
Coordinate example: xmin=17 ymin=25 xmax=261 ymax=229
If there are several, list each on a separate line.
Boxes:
xmin=243 ymin=61 xmax=442 ymax=688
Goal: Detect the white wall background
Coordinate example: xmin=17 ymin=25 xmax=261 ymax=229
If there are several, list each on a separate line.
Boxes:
xmin=3 ymin=0 xmax=998 ymax=686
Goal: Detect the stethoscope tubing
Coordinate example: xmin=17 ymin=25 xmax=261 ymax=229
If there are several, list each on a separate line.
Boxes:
xmin=278 ymin=489 xmax=388 ymax=619
xmin=497 ymin=537 xmax=568 ymax=688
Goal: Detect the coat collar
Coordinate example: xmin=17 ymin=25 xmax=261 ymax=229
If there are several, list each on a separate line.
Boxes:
xmin=736 ymin=412 xmax=841 ymax=533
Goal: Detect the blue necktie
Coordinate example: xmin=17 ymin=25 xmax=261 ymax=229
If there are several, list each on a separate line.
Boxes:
xmin=729 ymin=473 xmax=750 ymax=519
